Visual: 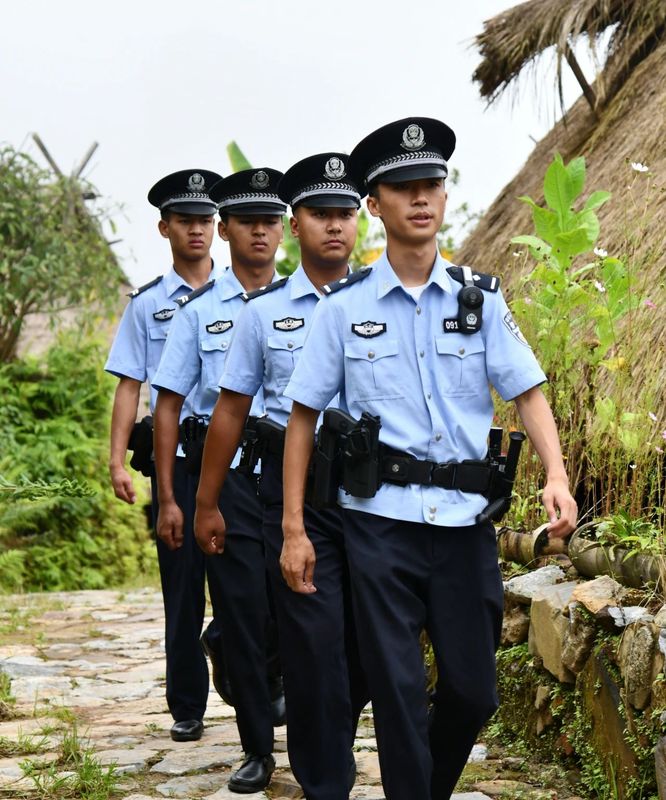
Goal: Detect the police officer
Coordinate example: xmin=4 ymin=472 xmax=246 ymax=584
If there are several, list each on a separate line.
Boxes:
xmin=105 ymin=169 xmax=223 ymax=742
xmin=194 ymin=154 xmax=368 ymax=800
xmin=281 ymin=118 xmax=578 ymax=800
xmin=152 ymin=169 xmax=286 ymax=793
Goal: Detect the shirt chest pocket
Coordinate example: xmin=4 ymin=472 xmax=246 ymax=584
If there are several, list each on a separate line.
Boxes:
xmin=267 ymin=333 xmax=305 ymax=386
xmin=200 ymin=334 xmax=232 ymax=390
xmin=435 ymin=335 xmax=487 ymax=396
xmin=344 ymin=338 xmax=404 ymax=400
xmin=147 ymin=322 xmax=171 ymax=369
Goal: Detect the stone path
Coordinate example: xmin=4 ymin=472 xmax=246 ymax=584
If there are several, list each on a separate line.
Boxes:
xmin=0 ymin=589 xmax=575 ymax=799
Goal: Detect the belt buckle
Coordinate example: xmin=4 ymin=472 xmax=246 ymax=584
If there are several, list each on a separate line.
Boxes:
xmin=431 ymin=461 xmax=456 ymax=489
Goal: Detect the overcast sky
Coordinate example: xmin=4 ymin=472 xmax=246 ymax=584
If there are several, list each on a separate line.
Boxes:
xmin=2 ymin=0 xmax=589 ymax=285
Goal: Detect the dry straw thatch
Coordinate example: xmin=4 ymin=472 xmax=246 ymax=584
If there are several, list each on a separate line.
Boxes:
xmin=456 ymin=0 xmax=666 ymax=399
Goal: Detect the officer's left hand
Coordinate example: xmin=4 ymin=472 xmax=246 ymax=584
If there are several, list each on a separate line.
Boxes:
xmin=280 ymin=530 xmax=317 ymax=594
xmin=542 ymin=477 xmax=578 ymax=539
xmin=157 ymin=499 xmax=184 ymax=550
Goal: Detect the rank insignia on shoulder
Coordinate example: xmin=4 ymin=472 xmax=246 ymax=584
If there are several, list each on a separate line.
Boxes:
xmin=242 ymin=276 xmax=289 ymax=302
xmin=322 ymin=266 xmax=372 ymax=295
xmin=351 ymin=320 xmax=386 ymax=338
xmin=153 ymin=308 xmax=175 ymax=322
xmin=446 ymin=266 xmax=500 ymax=292
xmin=175 ymin=279 xmax=215 ymax=307
xmin=128 ymin=275 xmax=163 ymax=298
xmin=206 ymin=319 xmax=233 ymax=334
xmin=273 ymin=317 xmax=304 ymax=331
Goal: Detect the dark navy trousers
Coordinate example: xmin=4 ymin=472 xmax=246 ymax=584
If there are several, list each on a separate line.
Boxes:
xmin=342 ymin=510 xmax=503 ymax=800
xmin=260 ymin=455 xmax=368 ymax=800
xmin=152 ymin=459 xmax=275 ymax=755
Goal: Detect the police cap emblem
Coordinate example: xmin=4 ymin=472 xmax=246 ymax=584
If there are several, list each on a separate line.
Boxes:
xmin=351 ymin=320 xmax=387 ymax=338
xmin=206 ymin=320 xmax=233 ymax=334
xmin=153 ymin=308 xmax=175 ymax=322
xmin=400 ymin=124 xmax=425 ymax=151
xmin=250 ymin=170 xmax=270 ymax=190
xmin=188 ymin=172 xmax=205 ymax=192
xmin=324 ymin=157 xmax=346 ymax=180
xmin=273 ymin=317 xmax=305 ymax=332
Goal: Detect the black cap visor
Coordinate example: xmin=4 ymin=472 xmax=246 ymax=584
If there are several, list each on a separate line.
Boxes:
xmin=164 ymin=200 xmax=217 ymax=216
xmin=295 ymin=193 xmax=360 ymax=209
xmin=225 ymin=202 xmax=287 ymax=216
xmin=376 ymin=164 xmax=448 ymax=185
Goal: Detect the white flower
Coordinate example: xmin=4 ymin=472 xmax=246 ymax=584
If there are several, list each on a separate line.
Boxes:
xmin=649 ymin=412 xmax=658 ymax=422
xmin=631 ymin=162 xmax=649 ymax=172
xmin=594 ymin=280 xmax=606 ymax=293
xmin=594 ymin=247 xmax=608 ymax=258
xmin=512 ymin=251 xmax=521 ymax=258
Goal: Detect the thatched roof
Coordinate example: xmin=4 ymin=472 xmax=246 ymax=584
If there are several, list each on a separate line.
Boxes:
xmin=456 ymin=8 xmax=666 ymax=403
xmin=474 ymin=0 xmax=666 ymax=110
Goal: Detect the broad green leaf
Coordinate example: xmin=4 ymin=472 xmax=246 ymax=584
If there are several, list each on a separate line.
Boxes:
xmin=531 ymin=205 xmax=560 ymax=244
xmin=511 ymin=235 xmax=551 ymax=259
xmin=226 ymin=141 xmax=253 ymax=172
xmin=543 ymin=154 xmax=575 ymax=222
xmin=565 ymin=156 xmax=586 ymax=201
xmin=584 ymin=190 xmax=611 ymax=211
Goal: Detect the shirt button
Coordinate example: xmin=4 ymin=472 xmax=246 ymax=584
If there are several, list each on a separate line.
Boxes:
xmin=429 ymin=506 xmax=437 ymax=513
xmin=368 ymin=350 xmax=375 ymax=359
xmin=458 ymin=347 xmax=465 ymax=355
xmin=416 ymin=307 xmax=421 ymax=315
xmin=419 ymin=350 xmax=425 ymax=358
xmin=428 ymin=513 xmax=436 ymax=522
xmin=221 ymin=341 xmax=228 ymax=350
xmin=435 ymin=433 xmax=442 ymax=441
xmin=287 ymin=341 xmax=294 ymax=349
xmin=427 ymin=393 xmax=432 ymax=400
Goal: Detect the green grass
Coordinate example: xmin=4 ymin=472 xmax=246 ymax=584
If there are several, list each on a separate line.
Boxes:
xmin=0 ymin=729 xmax=49 ymax=757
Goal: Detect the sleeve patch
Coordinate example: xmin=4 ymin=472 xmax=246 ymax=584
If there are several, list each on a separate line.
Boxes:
xmin=503 ymin=311 xmax=531 ymax=347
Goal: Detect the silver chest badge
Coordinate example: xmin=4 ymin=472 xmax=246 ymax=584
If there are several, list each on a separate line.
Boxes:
xmin=324 ymin=157 xmax=346 ymax=180
xmin=188 ymin=172 xmax=205 ymax=191
xmin=251 ymin=170 xmax=269 ymax=189
xmin=206 ymin=320 xmax=233 ymax=334
xmin=400 ymin=124 xmax=425 ymax=151
xmin=273 ymin=317 xmax=304 ymax=331
xmin=153 ymin=308 xmax=175 ymax=322
xmin=351 ymin=321 xmax=387 ymax=338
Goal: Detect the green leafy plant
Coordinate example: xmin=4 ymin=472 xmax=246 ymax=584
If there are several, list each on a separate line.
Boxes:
xmin=593 ymin=511 xmax=662 ymax=558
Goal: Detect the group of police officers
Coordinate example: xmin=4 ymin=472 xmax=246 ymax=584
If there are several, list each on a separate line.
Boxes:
xmin=105 ymin=116 xmax=577 ymax=800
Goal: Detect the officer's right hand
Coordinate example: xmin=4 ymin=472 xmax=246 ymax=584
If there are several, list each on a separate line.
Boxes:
xmin=156 ymin=499 xmax=184 ymax=551
xmin=280 ymin=525 xmax=317 ymax=594
xmin=194 ymin=505 xmax=227 ymax=555
xmin=109 ymin=465 xmax=137 ymax=505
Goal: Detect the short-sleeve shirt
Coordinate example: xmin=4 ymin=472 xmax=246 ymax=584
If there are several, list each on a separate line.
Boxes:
xmin=104 ymin=264 xmax=222 ymax=416
xmin=284 ymin=250 xmax=547 ymax=527
xmin=220 ymin=264 xmax=323 ymax=427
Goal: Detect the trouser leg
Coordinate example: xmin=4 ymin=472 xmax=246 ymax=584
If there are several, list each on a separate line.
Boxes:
xmin=206 ymin=469 xmax=274 ymax=755
xmin=152 ymin=459 xmax=208 ymax=722
xmin=427 ymin=520 xmax=503 ymax=800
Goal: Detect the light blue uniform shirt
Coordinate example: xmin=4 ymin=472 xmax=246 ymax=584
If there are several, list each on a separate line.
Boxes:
xmin=284 ymin=250 xmax=547 ymax=527
xmin=104 ymin=265 xmax=222 ymax=416
xmin=152 ymin=267 xmax=267 ymax=469
xmin=220 ymin=264 xmax=323 ymax=427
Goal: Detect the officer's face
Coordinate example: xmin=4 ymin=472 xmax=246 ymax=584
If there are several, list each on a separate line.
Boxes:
xmin=218 ymin=215 xmax=283 ymax=268
xmin=158 ymin=214 xmax=215 ymax=261
xmin=290 ymin=206 xmax=357 ymax=265
xmin=367 ymin=178 xmax=447 ymax=245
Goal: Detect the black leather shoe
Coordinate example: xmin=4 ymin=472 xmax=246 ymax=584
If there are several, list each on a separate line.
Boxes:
xmin=170 ymin=719 xmax=203 ymax=742
xmin=200 ymin=630 xmax=234 ymax=706
xmin=228 ymin=753 xmax=275 ymax=793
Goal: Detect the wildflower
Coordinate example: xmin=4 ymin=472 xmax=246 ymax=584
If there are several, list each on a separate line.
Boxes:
xmin=594 ymin=280 xmax=606 ymax=293
xmin=524 ymin=297 xmax=533 ymax=305
xmin=662 ymin=430 xmax=666 ymax=441
xmin=657 ymin=447 xmax=664 ymax=454
xmin=512 ymin=251 xmax=521 ymax=258
xmin=594 ymin=247 xmax=608 ymax=258
xmin=649 ymin=412 xmax=658 ymax=422
xmin=629 ymin=463 xmax=636 ymax=470
xmin=644 ymin=298 xmax=656 ymax=309
xmin=631 ymin=162 xmax=649 ymax=172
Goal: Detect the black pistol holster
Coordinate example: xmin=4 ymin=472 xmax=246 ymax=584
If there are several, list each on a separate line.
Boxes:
xmin=237 ymin=415 xmax=261 ymax=475
xmin=128 ymin=415 xmax=154 ymax=477
xmin=475 ymin=428 xmax=526 ymax=524
xmin=255 ymin=417 xmax=287 ymax=459
xmin=179 ymin=415 xmax=209 ymax=476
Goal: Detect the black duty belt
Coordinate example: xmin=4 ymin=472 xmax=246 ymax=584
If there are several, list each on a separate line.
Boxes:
xmin=380 ymin=449 xmax=491 ymax=493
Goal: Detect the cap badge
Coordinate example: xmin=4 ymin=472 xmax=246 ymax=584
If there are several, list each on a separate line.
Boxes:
xmin=251 ymin=170 xmax=270 ymax=190
xmin=188 ymin=172 xmax=205 ymax=192
xmin=400 ymin=124 xmax=425 ymax=151
xmin=324 ymin=157 xmax=346 ymax=180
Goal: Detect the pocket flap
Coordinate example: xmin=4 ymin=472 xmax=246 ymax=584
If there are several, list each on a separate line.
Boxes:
xmin=344 ymin=338 xmax=399 ymax=361
xmin=267 ymin=333 xmax=304 ymax=351
xmin=148 ymin=323 xmax=170 ymax=340
xmin=435 ymin=335 xmax=485 ymax=358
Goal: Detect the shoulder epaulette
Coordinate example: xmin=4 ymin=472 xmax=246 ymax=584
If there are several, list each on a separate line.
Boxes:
xmin=322 ymin=267 xmax=372 ymax=296
xmin=127 ymin=275 xmax=163 ymax=299
xmin=176 ymin=279 xmax=215 ymax=307
xmin=446 ymin=266 xmax=500 ymax=292
xmin=242 ymin=276 xmax=289 ymax=303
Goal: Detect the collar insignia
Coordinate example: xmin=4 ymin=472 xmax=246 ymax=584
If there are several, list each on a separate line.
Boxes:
xmin=273 ymin=317 xmax=305 ymax=331
xmin=153 ymin=308 xmax=175 ymax=322
xmin=351 ymin=321 xmax=386 ymax=338
xmin=206 ymin=319 xmax=233 ymax=334
xmin=400 ymin=124 xmax=425 ymax=151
